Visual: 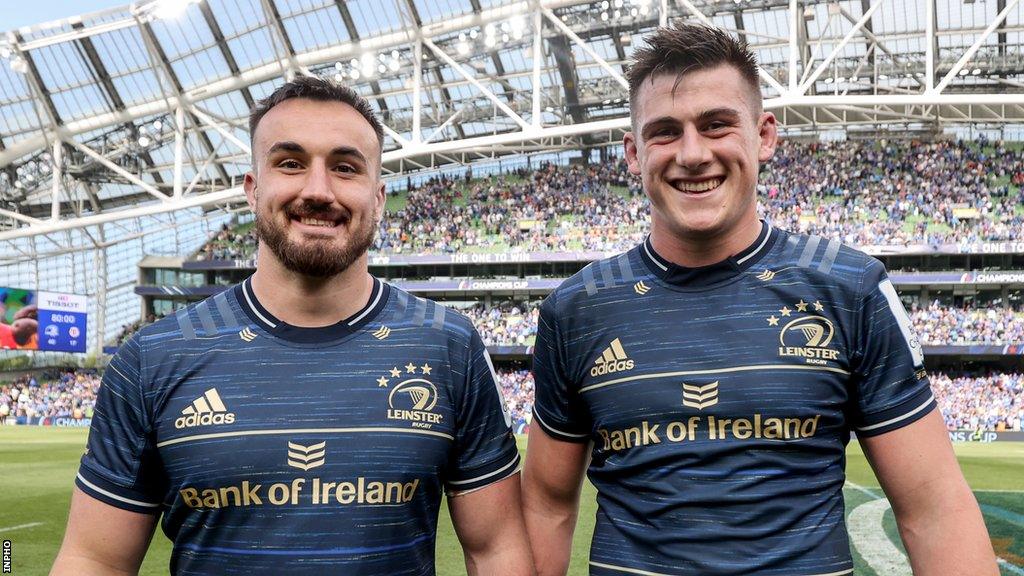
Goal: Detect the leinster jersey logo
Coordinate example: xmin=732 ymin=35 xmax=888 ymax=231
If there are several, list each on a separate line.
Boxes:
xmin=767 ymin=300 xmax=839 ymax=365
xmin=377 ymin=363 xmax=443 ymax=428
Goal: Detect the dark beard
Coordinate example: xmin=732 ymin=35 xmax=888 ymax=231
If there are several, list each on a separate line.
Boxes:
xmin=255 ymin=204 xmax=376 ymax=278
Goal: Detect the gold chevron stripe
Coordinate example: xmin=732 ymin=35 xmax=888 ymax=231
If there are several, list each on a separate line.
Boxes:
xmin=681 ymin=382 xmax=718 ymax=393
xmin=683 ymin=399 xmax=718 ymax=409
xmin=287 ymin=451 xmax=327 ymax=463
xmin=287 ymin=441 xmax=326 ymax=452
xmin=682 ymin=391 xmax=718 ymax=401
xmin=287 ymin=460 xmax=325 ymax=471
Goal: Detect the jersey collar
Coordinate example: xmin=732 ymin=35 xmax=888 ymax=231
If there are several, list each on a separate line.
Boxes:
xmin=639 ymin=221 xmax=778 ymax=288
xmin=234 ymin=275 xmax=389 ymax=343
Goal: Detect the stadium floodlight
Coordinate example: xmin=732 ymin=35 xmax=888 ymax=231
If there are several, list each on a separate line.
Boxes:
xmin=457 ymin=41 xmax=471 ymax=55
xmin=138 ymin=135 xmax=151 ymax=147
xmin=8 ymin=55 xmax=28 ymax=75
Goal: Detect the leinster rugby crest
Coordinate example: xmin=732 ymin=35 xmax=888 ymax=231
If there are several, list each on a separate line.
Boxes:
xmin=766 ymin=299 xmax=840 ymax=366
xmin=376 ymin=363 xmax=443 ymax=429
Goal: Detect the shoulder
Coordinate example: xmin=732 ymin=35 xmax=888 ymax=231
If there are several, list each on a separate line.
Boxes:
xmin=386 ymin=283 xmax=475 ymax=342
xmin=545 ymin=247 xmax=646 ymax=315
xmin=771 ymin=228 xmax=886 ymax=296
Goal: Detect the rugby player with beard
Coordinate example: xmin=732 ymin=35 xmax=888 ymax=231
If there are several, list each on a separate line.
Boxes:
xmin=54 ymin=76 xmax=533 ymax=576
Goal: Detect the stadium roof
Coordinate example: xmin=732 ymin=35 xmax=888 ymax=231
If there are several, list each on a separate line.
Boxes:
xmin=0 ymin=0 xmax=1022 ymax=241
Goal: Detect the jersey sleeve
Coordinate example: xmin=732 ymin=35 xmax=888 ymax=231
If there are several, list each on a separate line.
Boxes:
xmin=849 ymin=260 xmax=936 ymax=437
xmin=530 ymin=291 xmax=591 ymax=442
xmin=76 ymin=335 xmax=165 ymax=513
xmin=445 ymin=328 xmax=520 ymax=494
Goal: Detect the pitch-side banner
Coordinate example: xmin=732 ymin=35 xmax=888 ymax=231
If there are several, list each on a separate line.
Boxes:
xmin=0 ymin=287 xmax=88 ymax=353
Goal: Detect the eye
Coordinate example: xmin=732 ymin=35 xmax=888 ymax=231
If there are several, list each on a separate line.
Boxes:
xmin=335 ymin=164 xmax=356 ymax=174
xmin=277 ymin=159 xmax=303 ymax=170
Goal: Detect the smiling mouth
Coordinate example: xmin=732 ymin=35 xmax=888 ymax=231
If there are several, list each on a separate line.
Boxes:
xmin=671 ymin=177 xmax=724 ymax=193
xmin=296 ymin=217 xmax=339 ymax=228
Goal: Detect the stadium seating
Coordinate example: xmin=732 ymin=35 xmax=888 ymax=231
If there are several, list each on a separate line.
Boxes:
xmin=190 ymin=138 xmax=1024 ymax=260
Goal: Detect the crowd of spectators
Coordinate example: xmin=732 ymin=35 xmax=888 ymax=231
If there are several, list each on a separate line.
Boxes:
xmin=189 ymin=138 xmax=1023 ymax=259
xmin=496 ymin=368 xmax=535 ymax=430
xmin=194 ymin=224 xmax=258 ymax=261
xmin=910 ymin=302 xmax=1024 ymax=345
xmin=0 ymin=370 xmax=100 ymax=425
xmin=463 ymin=301 xmax=540 ymax=347
xmin=932 ymin=372 xmax=1023 ymax=432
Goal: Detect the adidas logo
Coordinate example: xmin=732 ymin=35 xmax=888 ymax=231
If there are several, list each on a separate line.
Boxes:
xmin=372 ymin=326 xmax=391 ymax=340
xmin=174 ymin=388 xmax=236 ymax=429
xmin=239 ymin=327 xmax=257 ymax=342
xmin=590 ymin=338 xmax=635 ymax=377
xmin=682 ymin=381 xmax=719 ymax=410
xmin=634 ymin=281 xmax=650 ymax=295
xmin=756 ymin=269 xmax=775 ymax=282
xmin=287 ymin=441 xmax=326 ymax=471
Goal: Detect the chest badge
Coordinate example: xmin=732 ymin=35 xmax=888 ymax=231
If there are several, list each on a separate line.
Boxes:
xmin=378 ymin=364 xmax=443 ymax=429
xmin=769 ymin=300 xmax=839 ymax=365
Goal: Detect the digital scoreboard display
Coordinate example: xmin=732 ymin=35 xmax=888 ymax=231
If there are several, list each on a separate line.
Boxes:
xmin=0 ymin=287 xmax=88 ymax=353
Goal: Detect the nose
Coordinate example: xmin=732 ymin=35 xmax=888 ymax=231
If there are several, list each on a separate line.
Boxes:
xmin=299 ymin=161 xmax=335 ymax=203
xmin=674 ymin=129 xmax=712 ymax=171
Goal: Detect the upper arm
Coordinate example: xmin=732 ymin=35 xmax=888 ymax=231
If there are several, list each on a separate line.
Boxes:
xmin=522 ymin=424 xmax=589 ymax=504
xmin=859 ymin=408 xmax=967 ymax=514
xmin=448 ymin=473 xmax=526 ymax=554
xmin=52 ymin=487 xmax=158 ymax=575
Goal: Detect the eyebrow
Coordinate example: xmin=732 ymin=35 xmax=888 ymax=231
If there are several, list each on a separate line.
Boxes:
xmin=266 ymin=141 xmax=368 ymax=165
xmin=696 ymin=107 xmax=742 ymax=123
xmin=640 ymin=108 xmax=743 ymax=136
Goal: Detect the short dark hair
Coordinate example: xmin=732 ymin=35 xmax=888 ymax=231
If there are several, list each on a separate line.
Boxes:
xmin=248 ymin=75 xmax=385 ymax=157
xmin=627 ymin=24 xmax=761 ymax=125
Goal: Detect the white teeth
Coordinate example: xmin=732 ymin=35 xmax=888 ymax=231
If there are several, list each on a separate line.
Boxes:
xmin=299 ymin=217 xmax=335 ymax=227
xmin=674 ymin=178 xmax=723 ymax=193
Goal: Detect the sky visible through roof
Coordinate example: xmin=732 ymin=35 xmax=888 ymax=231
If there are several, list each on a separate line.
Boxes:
xmin=3 ymin=0 xmax=125 ymax=32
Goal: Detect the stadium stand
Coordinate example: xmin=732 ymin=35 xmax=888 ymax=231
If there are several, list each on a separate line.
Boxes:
xmin=188 ymin=139 xmax=1024 ymax=260
xmin=0 ymin=370 xmax=100 ymax=425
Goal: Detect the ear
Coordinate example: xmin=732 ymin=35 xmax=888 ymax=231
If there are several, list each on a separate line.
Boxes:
xmin=623 ymin=132 xmax=642 ymax=176
xmin=756 ymin=111 xmax=779 ymax=163
xmin=374 ymin=180 xmax=386 ymax=223
xmin=243 ymin=171 xmax=258 ymax=211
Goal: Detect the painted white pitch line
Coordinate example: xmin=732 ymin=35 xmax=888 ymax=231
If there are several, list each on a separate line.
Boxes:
xmin=847 ymin=498 xmax=913 ymax=576
xmin=0 ymin=522 xmax=43 ymax=533
xmin=847 ymin=482 xmax=1024 ymax=575
xmin=1000 ymin=559 xmax=1024 ymax=575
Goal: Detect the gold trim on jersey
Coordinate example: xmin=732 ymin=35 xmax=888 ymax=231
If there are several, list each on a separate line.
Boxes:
xmin=156 ymin=426 xmax=453 ymax=448
xmin=589 ymin=561 xmax=852 ymax=576
xmin=580 ymin=364 xmax=851 ymax=394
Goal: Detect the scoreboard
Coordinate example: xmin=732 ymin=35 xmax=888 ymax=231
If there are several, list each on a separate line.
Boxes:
xmin=0 ymin=287 xmax=88 ymax=353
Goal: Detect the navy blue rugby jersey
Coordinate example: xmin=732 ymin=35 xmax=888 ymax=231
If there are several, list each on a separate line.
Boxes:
xmin=532 ymin=222 xmax=935 ymax=576
xmin=77 ymin=276 xmax=518 ymax=576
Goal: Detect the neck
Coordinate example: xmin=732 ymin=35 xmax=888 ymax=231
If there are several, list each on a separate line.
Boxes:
xmin=250 ymin=247 xmax=372 ymax=327
xmin=649 ymin=217 xmax=762 ymax=268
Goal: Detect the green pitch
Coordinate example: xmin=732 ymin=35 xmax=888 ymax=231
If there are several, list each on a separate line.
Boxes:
xmin=1 ymin=429 xmax=1021 ymax=575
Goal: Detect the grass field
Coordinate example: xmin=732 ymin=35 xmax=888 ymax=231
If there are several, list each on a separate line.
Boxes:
xmin=1 ymin=428 xmax=1022 ymax=575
